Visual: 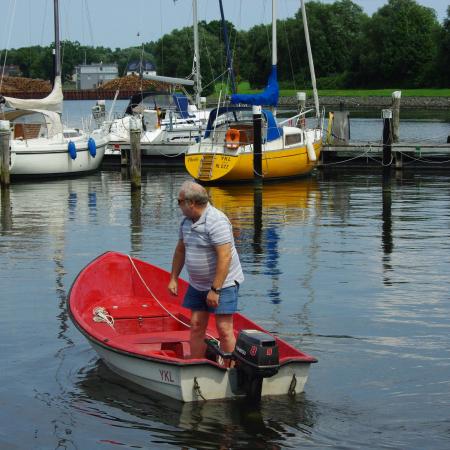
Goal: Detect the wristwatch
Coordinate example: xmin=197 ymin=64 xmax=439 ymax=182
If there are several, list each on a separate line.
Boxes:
xmin=210 ymin=286 xmax=221 ymax=294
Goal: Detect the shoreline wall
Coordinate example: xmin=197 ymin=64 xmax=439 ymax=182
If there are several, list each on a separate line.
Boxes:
xmin=2 ymin=89 xmax=449 ymax=109
xmin=278 ymin=96 xmax=450 ymax=109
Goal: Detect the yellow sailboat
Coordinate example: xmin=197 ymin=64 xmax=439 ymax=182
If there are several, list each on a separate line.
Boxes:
xmin=185 ymin=0 xmax=323 ymax=183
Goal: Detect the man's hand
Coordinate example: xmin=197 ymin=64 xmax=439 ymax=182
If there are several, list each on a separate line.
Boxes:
xmin=168 ymin=278 xmax=178 ymax=296
xmin=206 ymin=290 xmax=220 ymax=308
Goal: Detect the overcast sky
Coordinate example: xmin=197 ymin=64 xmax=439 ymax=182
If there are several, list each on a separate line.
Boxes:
xmin=2 ymin=0 xmax=448 ymax=50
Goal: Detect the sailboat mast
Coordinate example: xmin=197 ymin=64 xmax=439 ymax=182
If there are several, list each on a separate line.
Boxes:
xmin=193 ymin=0 xmax=202 ymax=109
xmin=219 ymin=0 xmax=236 ymax=94
xmin=300 ymin=0 xmax=319 ymax=119
xmin=53 ymin=0 xmax=61 ymax=78
xmin=272 ymin=0 xmax=277 ymax=66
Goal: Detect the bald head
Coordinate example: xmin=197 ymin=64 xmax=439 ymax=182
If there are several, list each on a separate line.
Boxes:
xmin=180 ymin=180 xmax=209 ymax=206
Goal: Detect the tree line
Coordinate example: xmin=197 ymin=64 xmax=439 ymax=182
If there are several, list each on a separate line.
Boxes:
xmin=2 ymin=0 xmax=449 ymax=94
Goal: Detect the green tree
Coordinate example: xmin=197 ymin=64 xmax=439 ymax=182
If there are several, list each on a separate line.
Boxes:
xmin=356 ymin=0 xmax=440 ymax=87
xmin=435 ymin=5 xmax=450 ymax=86
xmin=237 ymin=25 xmax=271 ymax=88
xmin=236 ymin=1 xmax=368 ymax=89
xmin=153 ymin=22 xmax=226 ymax=97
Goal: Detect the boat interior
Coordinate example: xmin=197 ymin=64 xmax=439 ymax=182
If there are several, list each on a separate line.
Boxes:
xmin=70 ymin=253 xmax=314 ymax=365
xmin=87 ymin=294 xmax=204 ymax=361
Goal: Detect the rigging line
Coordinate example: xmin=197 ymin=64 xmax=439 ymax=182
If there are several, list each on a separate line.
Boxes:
xmin=319 ymin=146 xmax=375 ymax=166
xmin=127 ymin=255 xmax=218 ymax=341
xmin=262 ymin=0 xmax=271 ymax=64
xmin=202 ymin=69 xmax=229 ymax=91
xmin=280 ymin=0 xmax=297 ymax=91
xmin=39 ymin=0 xmax=49 ymax=47
xmin=0 ymin=0 xmax=17 ymax=90
xmin=227 ymin=0 xmax=242 ymax=90
xmin=84 ymin=0 xmax=95 ymax=46
xmin=160 ymin=0 xmax=164 ymax=74
xmin=199 ymin=24 xmax=216 ymax=95
xmin=397 ymin=152 xmax=450 ymax=164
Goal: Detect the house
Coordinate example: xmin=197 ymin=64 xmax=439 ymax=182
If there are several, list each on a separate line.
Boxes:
xmin=126 ymin=60 xmax=156 ymax=77
xmin=75 ymin=63 xmax=118 ymax=90
xmin=3 ymin=65 xmax=21 ymax=77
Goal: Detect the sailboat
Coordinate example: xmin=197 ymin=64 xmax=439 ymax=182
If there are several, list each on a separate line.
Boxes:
xmin=104 ymin=86 xmax=209 ymax=163
xmin=103 ymin=0 xmax=209 ymax=163
xmin=184 ymin=0 xmax=323 ymax=183
xmin=0 ymin=0 xmax=107 ymax=177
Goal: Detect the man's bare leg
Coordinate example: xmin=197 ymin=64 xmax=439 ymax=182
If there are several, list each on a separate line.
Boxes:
xmin=216 ymin=314 xmax=236 ymax=367
xmin=189 ymin=310 xmax=209 ymax=358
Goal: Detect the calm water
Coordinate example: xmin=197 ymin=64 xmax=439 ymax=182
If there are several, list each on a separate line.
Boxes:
xmin=1 ymin=168 xmax=450 ymax=449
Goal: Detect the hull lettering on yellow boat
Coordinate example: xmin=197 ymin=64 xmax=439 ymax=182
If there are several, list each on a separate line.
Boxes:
xmin=185 ymin=142 xmax=322 ymax=182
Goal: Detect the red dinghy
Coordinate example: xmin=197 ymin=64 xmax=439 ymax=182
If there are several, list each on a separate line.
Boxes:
xmin=68 ymin=251 xmax=317 ymax=402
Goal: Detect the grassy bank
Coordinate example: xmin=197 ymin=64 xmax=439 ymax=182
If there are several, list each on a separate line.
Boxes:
xmin=214 ymin=82 xmax=450 ymax=98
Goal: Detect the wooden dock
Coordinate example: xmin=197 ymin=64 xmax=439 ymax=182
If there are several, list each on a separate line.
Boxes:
xmin=321 ymin=142 xmax=450 ymax=169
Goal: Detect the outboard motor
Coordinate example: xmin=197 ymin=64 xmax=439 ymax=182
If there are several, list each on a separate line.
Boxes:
xmin=233 ymin=329 xmax=279 ymax=401
xmin=205 ymin=329 xmax=280 ymax=401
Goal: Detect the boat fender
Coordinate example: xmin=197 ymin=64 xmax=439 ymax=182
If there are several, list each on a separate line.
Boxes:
xmin=225 ymin=128 xmax=240 ymax=149
xmin=68 ymin=141 xmax=77 ymax=160
xmin=88 ymin=137 xmax=97 ymax=157
xmin=306 ymin=139 xmax=316 ymax=162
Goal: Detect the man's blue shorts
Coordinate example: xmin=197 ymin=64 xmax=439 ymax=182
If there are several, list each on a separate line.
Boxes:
xmin=183 ymin=284 xmax=239 ymax=314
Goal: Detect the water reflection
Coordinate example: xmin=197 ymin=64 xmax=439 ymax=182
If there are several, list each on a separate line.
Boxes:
xmin=130 ymin=188 xmax=142 ymax=253
xmin=382 ymin=173 xmax=393 ymax=285
xmin=74 ymin=361 xmax=316 ymax=449
xmin=253 ymin=185 xmax=263 ymax=255
xmin=1 ymin=187 xmax=12 ymax=231
xmin=207 ymin=179 xmax=319 ymax=304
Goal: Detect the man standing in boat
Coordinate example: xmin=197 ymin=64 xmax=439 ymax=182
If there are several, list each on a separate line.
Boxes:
xmin=168 ymin=180 xmax=244 ymax=363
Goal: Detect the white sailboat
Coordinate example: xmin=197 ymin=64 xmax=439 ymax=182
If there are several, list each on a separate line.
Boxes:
xmin=0 ymin=0 xmax=107 ymax=177
xmin=104 ymin=87 xmax=209 ymax=163
xmin=103 ymin=0 xmax=209 ymax=163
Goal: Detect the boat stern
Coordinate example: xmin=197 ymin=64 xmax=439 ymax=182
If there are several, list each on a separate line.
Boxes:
xmin=185 ymin=149 xmax=240 ymax=183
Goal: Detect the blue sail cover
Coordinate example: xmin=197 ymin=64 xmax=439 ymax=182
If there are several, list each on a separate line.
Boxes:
xmin=173 ymin=93 xmax=192 ymax=119
xmin=230 ymin=65 xmax=279 ymax=107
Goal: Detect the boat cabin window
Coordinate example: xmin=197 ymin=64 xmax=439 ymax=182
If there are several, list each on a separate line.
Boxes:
xmin=11 ymin=112 xmax=47 ymax=139
xmin=285 ymin=132 xmax=303 ymax=146
xmin=63 ymin=130 xmax=83 ymax=138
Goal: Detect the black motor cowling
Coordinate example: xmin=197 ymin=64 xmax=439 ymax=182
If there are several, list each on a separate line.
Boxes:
xmin=233 ymin=329 xmax=279 ymax=401
xmin=204 ymin=329 xmax=280 ymax=401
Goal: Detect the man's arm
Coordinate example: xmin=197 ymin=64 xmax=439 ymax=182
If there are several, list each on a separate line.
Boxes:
xmin=168 ymin=239 xmax=185 ymax=296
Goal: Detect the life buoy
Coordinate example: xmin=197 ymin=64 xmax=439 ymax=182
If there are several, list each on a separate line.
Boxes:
xmin=298 ymin=117 xmax=306 ymax=128
xmin=88 ymin=137 xmax=96 ymax=157
xmin=225 ymin=128 xmax=240 ymax=149
xmin=68 ymin=141 xmax=77 ymax=160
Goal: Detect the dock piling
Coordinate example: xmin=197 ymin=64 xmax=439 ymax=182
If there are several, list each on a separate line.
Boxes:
xmin=296 ymin=92 xmax=306 ymax=110
xmin=0 ymin=120 xmax=11 ymax=186
xmin=391 ymin=91 xmax=401 ymax=143
xmin=382 ymin=109 xmax=393 ymax=169
xmin=253 ymin=105 xmax=263 ymax=182
xmin=129 ymin=117 xmax=141 ymax=189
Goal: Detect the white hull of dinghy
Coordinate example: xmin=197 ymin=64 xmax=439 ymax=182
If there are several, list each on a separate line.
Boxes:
xmin=90 ymin=340 xmax=312 ymax=402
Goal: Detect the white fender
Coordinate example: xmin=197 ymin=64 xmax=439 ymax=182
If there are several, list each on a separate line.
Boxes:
xmin=306 ymin=139 xmax=316 ymax=161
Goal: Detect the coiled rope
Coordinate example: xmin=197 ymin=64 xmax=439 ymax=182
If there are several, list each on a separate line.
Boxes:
xmin=92 ymin=306 xmax=115 ymax=328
